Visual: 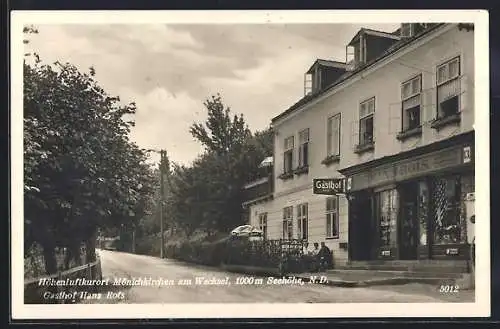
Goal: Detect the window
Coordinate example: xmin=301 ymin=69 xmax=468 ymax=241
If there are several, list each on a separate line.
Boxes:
xmin=376 ymin=189 xmax=399 ymax=248
xmin=359 ymin=97 xmax=375 ymax=146
xmin=297 ymin=203 xmax=308 ymax=240
xmin=432 ymin=175 xmax=463 ymax=245
xmin=401 ymin=75 xmax=422 ymax=131
xmin=327 ymin=114 xmax=341 ymax=157
xmin=283 ymin=136 xmax=294 ymax=174
xmin=258 ymin=212 xmax=268 ymax=239
xmin=436 ymin=57 xmax=461 ymax=119
xmin=359 ymin=36 xmax=366 ymax=63
xmin=282 ymin=206 xmax=293 ymax=240
xmin=298 ymin=129 xmax=309 ymax=168
xmin=353 ymin=36 xmax=366 ymax=65
xmin=326 ymin=197 xmax=339 ymax=238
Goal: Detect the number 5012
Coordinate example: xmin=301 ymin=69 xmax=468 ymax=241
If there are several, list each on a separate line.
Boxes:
xmin=439 ymin=285 xmax=459 ymax=293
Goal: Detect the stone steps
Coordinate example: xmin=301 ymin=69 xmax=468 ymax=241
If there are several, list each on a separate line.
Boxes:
xmin=339 ymin=260 xmax=470 ymax=273
xmin=326 ymin=269 xmax=464 ymax=281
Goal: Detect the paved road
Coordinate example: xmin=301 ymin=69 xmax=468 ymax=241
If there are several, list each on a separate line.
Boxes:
xmin=92 ymin=249 xmax=449 ymax=303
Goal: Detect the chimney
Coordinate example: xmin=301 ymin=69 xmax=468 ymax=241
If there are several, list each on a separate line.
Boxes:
xmin=400 ymin=23 xmax=433 ymax=39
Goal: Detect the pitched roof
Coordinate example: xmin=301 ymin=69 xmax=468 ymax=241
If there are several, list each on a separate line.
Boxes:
xmin=271 ymin=23 xmax=446 ymax=124
xmin=306 ymin=59 xmax=347 ymax=74
xmin=347 ymin=27 xmax=401 ymax=46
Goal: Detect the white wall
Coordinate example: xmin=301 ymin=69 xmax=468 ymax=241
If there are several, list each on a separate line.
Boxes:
xmin=273 ymin=24 xmax=474 ymax=193
xmin=267 ymin=24 xmax=474 ymax=264
xmin=249 ymin=192 xmax=349 ymax=266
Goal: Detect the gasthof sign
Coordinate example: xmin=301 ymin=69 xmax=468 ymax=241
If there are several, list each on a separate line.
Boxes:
xmin=313 ymin=178 xmax=345 ymax=195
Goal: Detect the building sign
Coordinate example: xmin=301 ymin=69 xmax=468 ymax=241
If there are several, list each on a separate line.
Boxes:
xmin=346 ymin=177 xmax=352 ymax=191
xmin=313 ymin=178 xmax=345 ymax=195
xmin=463 ymin=146 xmax=472 ymax=163
xmin=348 ymin=144 xmax=473 ymax=191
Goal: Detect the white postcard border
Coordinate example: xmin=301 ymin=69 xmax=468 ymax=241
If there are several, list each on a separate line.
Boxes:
xmin=10 ymin=9 xmax=490 ymax=319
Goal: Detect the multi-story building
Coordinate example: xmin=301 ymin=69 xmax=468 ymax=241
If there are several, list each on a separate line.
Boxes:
xmin=243 ymin=23 xmax=475 ymax=270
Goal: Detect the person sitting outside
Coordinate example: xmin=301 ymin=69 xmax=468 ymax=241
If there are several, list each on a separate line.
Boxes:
xmin=306 ymin=242 xmax=320 ymax=272
xmin=318 ymin=242 xmax=333 ymax=271
xmin=301 ymin=242 xmax=310 ymax=271
xmin=302 ymin=242 xmax=310 ymax=255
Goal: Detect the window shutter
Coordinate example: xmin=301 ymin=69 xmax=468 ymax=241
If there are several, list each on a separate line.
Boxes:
xmin=368 ymin=98 xmax=375 ymax=113
xmin=334 ymin=116 xmax=340 ymax=155
xmin=411 ymin=77 xmax=421 ymax=94
xmin=326 ymin=118 xmax=332 ymax=155
xmin=449 ymin=59 xmax=460 ymax=79
xmin=402 ymin=95 xmax=421 ymax=110
xmin=437 ymin=64 xmax=448 ymax=85
xmin=351 ymin=119 xmax=359 ymax=148
xmin=438 ymin=79 xmax=460 ymax=103
xmin=460 ymin=75 xmax=467 ymax=114
xmin=359 ymin=102 xmax=367 ymax=118
xmin=326 ymin=214 xmax=332 ymax=237
xmin=388 ymin=99 xmax=401 ymax=135
xmin=423 ymin=83 xmax=435 ymax=122
xmin=402 ymin=82 xmax=411 ymax=99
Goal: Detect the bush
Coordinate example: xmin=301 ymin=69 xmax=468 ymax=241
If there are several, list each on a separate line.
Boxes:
xmin=164 ymin=236 xmax=306 ymax=274
xmin=143 ymin=232 xmax=310 ymax=274
xmin=135 ymin=235 xmax=162 ymax=257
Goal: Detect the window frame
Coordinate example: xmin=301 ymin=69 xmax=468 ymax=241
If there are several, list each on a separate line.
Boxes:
xmin=432 ymin=175 xmax=463 ymax=245
xmin=359 ymin=35 xmax=366 ymax=63
xmin=327 ymin=113 xmax=341 ymax=157
xmin=326 ymin=196 xmax=340 ymax=239
xmin=435 ymin=56 xmax=461 ymax=119
xmin=296 ymin=203 xmax=308 ymax=241
xmin=376 ymin=188 xmax=399 ymax=248
xmin=283 ymin=136 xmax=294 ymax=174
xmin=359 ymin=97 xmax=375 ymax=146
xmin=436 ymin=56 xmax=461 ymax=86
xmin=400 ymin=74 xmax=423 ymax=132
xmin=298 ymin=129 xmax=310 ymax=168
xmin=258 ymin=212 xmax=268 ymax=239
xmin=282 ymin=206 xmax=293 ymax=240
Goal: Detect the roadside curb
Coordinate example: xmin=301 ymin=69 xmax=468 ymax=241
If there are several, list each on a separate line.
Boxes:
xmin=220 ymin=263 xmax=282 ymax=276
xmin=293 ymin=275 xmax=457 ymax=288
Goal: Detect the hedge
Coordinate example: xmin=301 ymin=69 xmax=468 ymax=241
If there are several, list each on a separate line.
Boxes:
xmin=165 ymin=237 xmax=309 ymax=274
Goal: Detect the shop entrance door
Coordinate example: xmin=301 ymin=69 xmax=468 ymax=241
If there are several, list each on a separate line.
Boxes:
xmin=349 ymin=191 xmax=374 ymax=261
xmin=399 ymin=183 xmax=419 ymax=260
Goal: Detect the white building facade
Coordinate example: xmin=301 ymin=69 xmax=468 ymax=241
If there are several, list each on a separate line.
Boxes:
xmin=244 ymin=23 xmax=475 ymax=269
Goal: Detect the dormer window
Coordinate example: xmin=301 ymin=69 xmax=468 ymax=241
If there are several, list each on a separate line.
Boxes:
xmin=304 ymin=60 xmax=348 ymax=95
xmin=352 ymin=35 xmax=367 ymax=64
xmin=346 ymin=28 xmax=400 ymax=70
xmin=304 ymin=73 xmax=313 ymax=95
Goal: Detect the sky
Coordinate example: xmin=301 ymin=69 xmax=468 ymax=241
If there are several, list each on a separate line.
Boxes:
xmin=25 ymin=23 xmax=399 ymax=166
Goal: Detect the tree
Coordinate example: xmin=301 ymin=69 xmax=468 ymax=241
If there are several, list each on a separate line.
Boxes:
xmin=166 ymin=95 xmax=273 ymax=238
xmin=23 ymin=54 xmax=155 ymax=273
xmin=190 ymin=94 xmax=251 ymax=155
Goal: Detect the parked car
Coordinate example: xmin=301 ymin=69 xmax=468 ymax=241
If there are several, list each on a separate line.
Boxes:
xmin=230 ymin=225 xmax=263 ymax=241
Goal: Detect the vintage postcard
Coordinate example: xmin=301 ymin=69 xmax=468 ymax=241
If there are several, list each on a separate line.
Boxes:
xmin=11 ymin=9 xmax=490 ymax=319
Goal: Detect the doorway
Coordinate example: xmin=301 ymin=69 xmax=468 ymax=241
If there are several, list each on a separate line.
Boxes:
xmin=399 ymin=182 xmax=419 ymax=260
xmin=349 ymin=191 xmax=374 ymax=261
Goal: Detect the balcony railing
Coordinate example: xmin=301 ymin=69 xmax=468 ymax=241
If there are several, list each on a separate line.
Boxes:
xmin=243 ymin=174 xmax=274 ymax=203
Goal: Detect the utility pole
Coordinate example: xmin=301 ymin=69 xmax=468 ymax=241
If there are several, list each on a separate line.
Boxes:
xmin=159 ymin=150 xmax=165 ymax=259
xmin=132 ymin=226 xmax=136 ymax=254
xmin=148 ymin=148 xmax=168 ymax=259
